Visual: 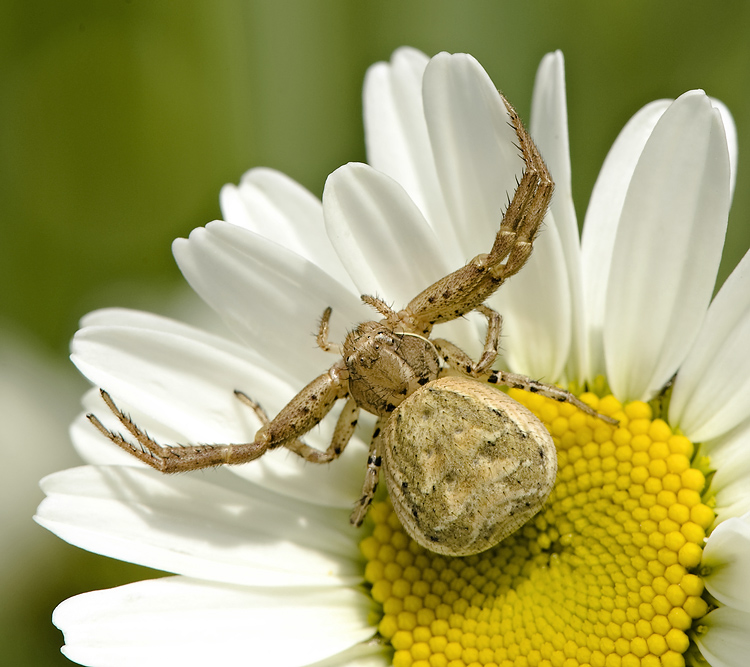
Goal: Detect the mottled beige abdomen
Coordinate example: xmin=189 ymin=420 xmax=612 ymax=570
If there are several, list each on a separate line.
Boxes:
xmin=382 ymin=376 xmax=557 ymax=556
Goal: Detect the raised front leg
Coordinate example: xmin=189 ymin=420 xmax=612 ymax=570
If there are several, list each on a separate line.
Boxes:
xmin=89 ymin=362 xmax=350 ymax=473
xmin=400 ymin=95 xmax=553 ymax=334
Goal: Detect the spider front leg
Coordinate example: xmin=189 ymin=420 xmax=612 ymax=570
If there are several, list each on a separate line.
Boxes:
xmin=89 ymin=361 xmax=351 ymax=473
xmin=399 ymin=94 xmax=553 ymax=334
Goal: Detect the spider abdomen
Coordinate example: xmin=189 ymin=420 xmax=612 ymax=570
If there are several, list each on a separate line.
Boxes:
xmin=381 ymin=376 xmax=557 ymax=556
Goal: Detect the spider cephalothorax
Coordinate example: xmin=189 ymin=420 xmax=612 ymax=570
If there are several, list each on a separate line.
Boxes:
xmin=344 ymin=317 xmax=440 ymax=416
xmin=90 ymin=94 xmax=616 ymax=556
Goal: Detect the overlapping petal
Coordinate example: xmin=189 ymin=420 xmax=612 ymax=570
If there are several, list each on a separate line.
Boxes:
xmin=694 ymin=606 xmax=750 ymax=667
xmin=702 ymin=512 xmax=750 ymax=613
xmin=422 ymin=52 xmax=521 ymax=262
xmin=173 ymin=220 xmax=367 ymax=381
xmin=363 ymin=47 xmax=460 ymax=261
xmin=220 ymin=167 xmax=354 ymax=288
xmin=700 ymin=512 xmax=750 ymax=666
xmin=323 ymin=162 xmax=451 ymax=305
xmin=36 ymin=466 xmax=361 ymax=587
xmin=669 ymin=248 xmax=750 ymax=442
xmin=700 ymin=419 xmax=750 ymax=521
xmin=54 ymin=576 xmax=375 ymax=667
xmin=581 ymin=100 xmax=670 ymax=380
xmin=528 ymin=50 xmax=586 ymax=382
xmin=602 ymin=90 xmax=731 ymax=401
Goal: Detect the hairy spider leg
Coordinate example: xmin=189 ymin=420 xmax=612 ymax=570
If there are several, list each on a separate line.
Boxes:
xmin=236 ymin=392 xmax=361 ymax=464
xmin=432 ymin=306 xmax=618 ymax=424
xmin=90 ymin=360 xmax=350 ymax=473
xmin=401 ymin=94 xmax=554 ymax=334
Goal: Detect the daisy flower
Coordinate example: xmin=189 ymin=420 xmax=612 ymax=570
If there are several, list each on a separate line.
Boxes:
xmin=36 ymin=47 xmax=749 ymax=667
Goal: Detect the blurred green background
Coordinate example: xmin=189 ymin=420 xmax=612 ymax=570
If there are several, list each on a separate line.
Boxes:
xmin=1 ymin=1 xmax=748 ymax=664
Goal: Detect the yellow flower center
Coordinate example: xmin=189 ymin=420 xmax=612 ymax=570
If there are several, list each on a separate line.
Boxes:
xmin=360 ymin=390 xmax=714 ymax=667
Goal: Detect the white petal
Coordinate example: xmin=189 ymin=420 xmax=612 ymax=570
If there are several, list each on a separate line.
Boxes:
xmin=702 ymin=419 xmax=750 ymax=521
xmin=710 ymin=98 xmax=738 ymax=200
xmin=173 ymin=220 xmax=367 ymax=380
xmin=80 ymin=306 xmax=260 ymax=367
xmin=308 ymin=643 xmax=389 ymax=667
xmin=36 ymin=466 xmax=362 ymax=587
xmin=703 ymin=417 xmax=750 ymax=475
xmin=669 ymin=248 xmax=750 ymax=441
xmin=54 ymin=576 xmax=375 ymax=667
xmin=714 ymin=494 xmax=750 ymax=525
xmin=702 ymin=512 xmax=750 ymax=612
xmin=529 ymin=50 xmax=587 ymax=382
xmin=581 ymin=100 xmax=671 ymax=379
xmin=219 ymin=167 xmax=355 ymax=289
xmin=530 ymin=52 xmax=572 ymax=206
xmin=363 ymin=47 xmax=460 ymax=263
xmin=712 ymin=472 xmax=750 ymax=521
xmin=603 ymin=91 xmax=731 ymax=401
xmin=364 ymin=46 xmax=429 ymax=181
xmin=323 ymin=162 xmax=451 ymax=305
xmin=694 ymin=606 xmax=750 ymax=667
xmin=423 ymin=52 xmax=522 ymax=261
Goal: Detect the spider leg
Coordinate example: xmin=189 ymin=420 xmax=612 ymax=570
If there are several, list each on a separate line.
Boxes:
xmin=430 ymin=306 xmax=617 ymax=425
xmin=316 ymin=306 xmax=342 ymax=355
xmin=486 ymin=370 xmax=618 ymax=425
xmin=88 ymin=390 xmax=268 ymax=473
xmin=90 ymin=362 xmax=350 ymax=473
xmin=274 ymin=397 xmax=360 ymax=464
xmin=350 ymin=419 xmax=384 ymax=526
xmin=400 ymin=94 xmax=553 ymax=334
xmin=434 ymin=305 xmax=502 ymax=378
xmin=360 ymin=295 xmax=399 ymax=325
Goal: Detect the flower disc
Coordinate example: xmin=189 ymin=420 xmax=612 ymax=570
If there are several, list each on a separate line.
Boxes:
xmin=362 ymin=391 xmax=713 ymax=667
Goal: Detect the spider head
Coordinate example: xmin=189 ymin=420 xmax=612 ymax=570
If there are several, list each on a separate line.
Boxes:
xmin=343 ymin=321 xmax=396 ymax=369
